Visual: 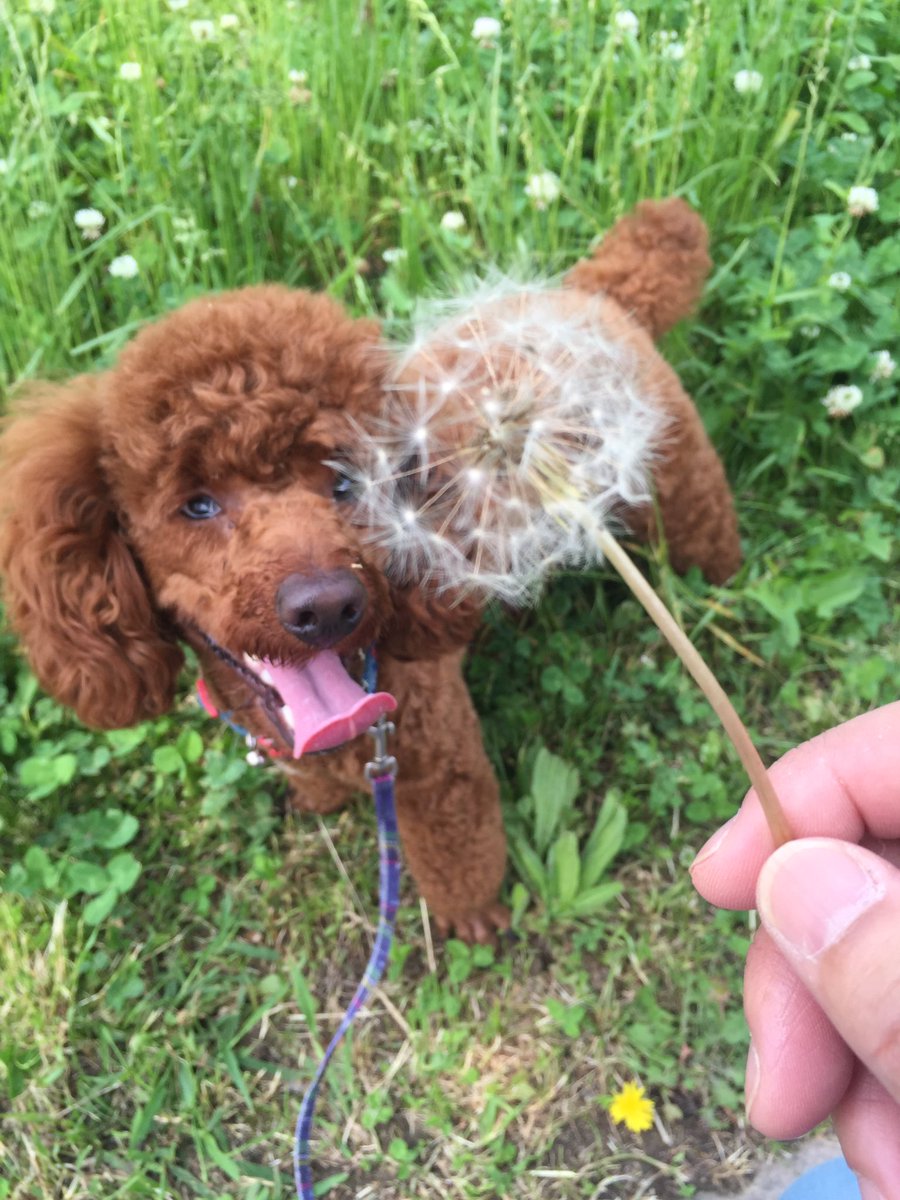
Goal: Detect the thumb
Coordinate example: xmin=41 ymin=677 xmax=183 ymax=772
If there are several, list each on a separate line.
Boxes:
xmin=756 ymin=837 xmax=900 ymax=1106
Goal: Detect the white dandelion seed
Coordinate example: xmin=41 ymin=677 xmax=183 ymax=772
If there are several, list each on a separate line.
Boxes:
xmin=338 ymin=274 xmax=667 ymax=603
xmin=827 ymin=271 xmax=852 ymax=292
xmin=821 ymin=384 xmax=863 ymax=418
xmin=108 ymin=253 xmax=140 ymax=279
xmin=733 ymin=69 xmax=763 ymax=94
xmin=119 ymin=61 xmax=143 ymax=81
xmin=870 ymin=350 xmax=896 ymax=382
xmin=335 ymin=270 xmax=793 ymax=846
xmin=524 ymin=170 xmax=561 ymax=209
xmin=846 ymin=185 xmax=878 ymax=217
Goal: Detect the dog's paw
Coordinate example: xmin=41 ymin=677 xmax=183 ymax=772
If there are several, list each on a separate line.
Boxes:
xmin=432 ymin=902 xmax=511 ymax=946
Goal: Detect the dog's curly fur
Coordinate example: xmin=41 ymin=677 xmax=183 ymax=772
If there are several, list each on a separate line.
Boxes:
xmin=0 ymin=199 xmax=740 ymax=943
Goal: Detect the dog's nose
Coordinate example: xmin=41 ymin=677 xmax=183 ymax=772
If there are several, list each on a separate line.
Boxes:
xmin=276 ymin=569 xmax=367 ymax=648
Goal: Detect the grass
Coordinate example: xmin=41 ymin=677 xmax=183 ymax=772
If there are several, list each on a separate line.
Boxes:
xmin=1 ymin=0 xmax=898 ymax=1196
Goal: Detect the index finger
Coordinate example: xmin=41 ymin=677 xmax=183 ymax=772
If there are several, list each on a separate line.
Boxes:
xmin=690 ymin=701 xmax=900 ymax=910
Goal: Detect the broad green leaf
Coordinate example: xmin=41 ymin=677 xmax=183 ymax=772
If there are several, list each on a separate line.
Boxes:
xmin=83 ymin=888 xmax=119 ymax=926
xmin=507 ymin=828 xmax=549 ymax=899
xmin=550 ymin=831 xmax=580 ymax=905
xmin=65 ymin=861 xmax=110 ymax=896
xmin=107 ymin=853 xmax=142 ymax=893
xmin=565 ymin=882 xmax=623 ymax=917
xmin=98 ymin=812 xmax=139 ymax=849
xmin=532 ymin=747 xmax=580 ymax=854
xmin=581 ymin=794 xmax=627 ymax=888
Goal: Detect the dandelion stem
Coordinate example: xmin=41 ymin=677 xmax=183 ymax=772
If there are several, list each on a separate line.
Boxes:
xmin=594 ymin=527 xmax=792 ymax=847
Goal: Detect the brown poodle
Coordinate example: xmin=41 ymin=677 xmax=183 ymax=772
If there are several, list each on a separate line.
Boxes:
xmin=0 ymin=199 xmax=740 ymax=944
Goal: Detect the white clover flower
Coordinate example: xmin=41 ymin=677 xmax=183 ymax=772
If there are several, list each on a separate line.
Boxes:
xmin=74 ymin=207 xmax=105 ymax=240
xmin=733 ymin=69 xmax=763 ymax=94
xmin=472 ymin=16 xmax=502 ymax=43
xmin=821 ymin=384 xmax=863 ymax=419
xmin=190 ymin=19 xmax=215 ymax=41
xmin=827 ymin=271 xmax=852 ymax=292
xmin=847 ymin=53 xmax=871 ymax=71
xmin=219 ymin=13 xmax=239 ymax=29
xmin=661 ymin=39 xmax=686 ymax=62
xmin=108 ymin=253 xmax=140 ymax=279
xmin=870 ymin=350 xmax=896 ymax=382
xmin=612 ymin=9 xmax=639 ymax=36
xmin=840 ymin=131 xmax=859 ymax=142
xmin=166 ymin=0 xmax=190 ymax=8
xmin=524 ymin=170 xmax=561 ymax=208
xmin=285 ymin=174 xmax=299 ymax=189
xmin=27 ymin=200 xmax=51 ymax=220
xmin=339 ymin=275 xmax=667 ymax=603
xmin=799 ymin=324 xmax=820 ymax=339
xmin=440 ymin=210 xmax=466 ymax=232
xmin=28 ymin=0 xmax=55 ymax=13
xmin=0 ymin=158 xmax=8 ymax=175
xmin=119 ymin=61 xmax=142 ymax=81
xmin=847 ymin=185 xmax=878 ymax=217
xmin=382 ymin=247 xmax=407 ymax=265
xmin=288 ymin=68 xmax=308 ymax=84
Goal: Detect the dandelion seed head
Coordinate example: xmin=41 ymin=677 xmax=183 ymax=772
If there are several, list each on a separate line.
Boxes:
xmin=339 ymin=273 xmax=667 ymax=603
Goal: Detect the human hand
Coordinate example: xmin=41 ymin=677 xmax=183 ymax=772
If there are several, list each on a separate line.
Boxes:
xmin=689 ymin=701 xmax=900 ymax=1198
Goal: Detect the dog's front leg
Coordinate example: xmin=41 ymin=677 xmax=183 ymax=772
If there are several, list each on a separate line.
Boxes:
xmin=384 ymin=654 xmax=509 ymax=945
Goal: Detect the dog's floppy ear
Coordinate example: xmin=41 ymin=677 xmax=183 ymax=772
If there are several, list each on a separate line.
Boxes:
xmin=0 ymin=378 xmax=183 ymax=728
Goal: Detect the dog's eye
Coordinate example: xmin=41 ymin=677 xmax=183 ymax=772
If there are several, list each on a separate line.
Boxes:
xmin=332 ymin=472 xmax=357 ymax=503
xmin=181 ymin=495 xmax=222 ymax=520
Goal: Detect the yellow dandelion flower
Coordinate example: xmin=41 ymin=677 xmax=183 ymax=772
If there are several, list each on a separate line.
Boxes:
xmin=608 ymin=1081 xmax=654 ymax=1133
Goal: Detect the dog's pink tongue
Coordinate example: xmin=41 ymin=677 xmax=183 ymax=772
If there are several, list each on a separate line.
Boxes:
xmin=263 ymin=651 xmax=396 ymax=756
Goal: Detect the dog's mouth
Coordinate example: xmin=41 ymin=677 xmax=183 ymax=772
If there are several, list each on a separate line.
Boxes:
xmin=243 ymin=650 xmax=396 ymax=757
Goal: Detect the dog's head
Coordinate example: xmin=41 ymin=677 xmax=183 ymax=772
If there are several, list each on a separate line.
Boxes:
xmin=0 ymin=286 xmax=481 ymax=743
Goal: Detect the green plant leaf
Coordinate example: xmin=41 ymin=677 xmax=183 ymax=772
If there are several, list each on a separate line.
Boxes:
xmin=581 ymin=793 xmax=627 ymax=888
xmin=531 ymin=747 xmax=580 ymax=854
xmin=65 ymin=861 xmax=111 ymax=896
xmin=506 ymin=827 xmax=549 ymax=899
xmin=83 ymin=888 xmax=119 ymax=926
xmin=98 ymin=812 xmax=140 ymax=849
xmin=107 ymin=853 xmax=142 ymax=894
xmin=550 ymin=830 xmax=580 ymax=905
xmin=564 ymin=882 xmax=623 ymax=917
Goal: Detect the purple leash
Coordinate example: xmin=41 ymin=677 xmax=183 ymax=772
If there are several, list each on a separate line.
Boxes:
xmin=293 ymin=714 xmax=400 ymax=1198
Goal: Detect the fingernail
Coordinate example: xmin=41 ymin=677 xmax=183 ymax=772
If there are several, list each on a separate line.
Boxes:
xmin=690 ymin=817 xmax=736 ymax=873
xmin=856 ymin=1177 xmax=885 ymax=1200
xmin=744 ymin=1040 xmax=760 ymax=1123
xmin=757 ymin=839 xmax=885 ymax=960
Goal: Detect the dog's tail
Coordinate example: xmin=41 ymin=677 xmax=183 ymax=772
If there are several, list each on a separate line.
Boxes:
xmin=564 ymin=198 xmax=711 ymax=340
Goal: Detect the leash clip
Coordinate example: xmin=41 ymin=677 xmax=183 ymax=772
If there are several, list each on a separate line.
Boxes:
xmin=365 ymin=714 xmax=397 ymax=781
